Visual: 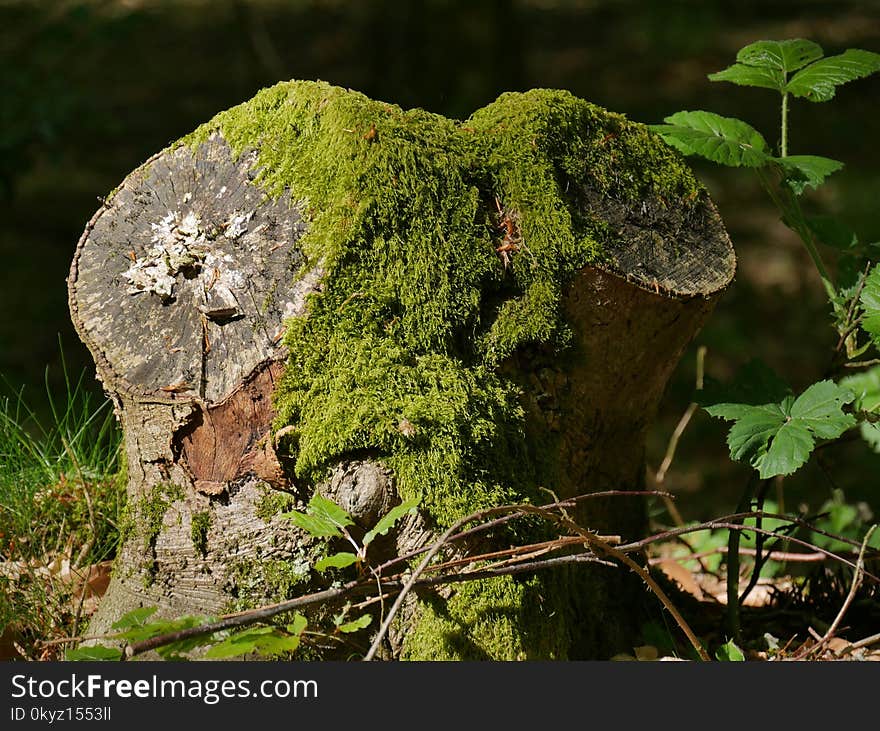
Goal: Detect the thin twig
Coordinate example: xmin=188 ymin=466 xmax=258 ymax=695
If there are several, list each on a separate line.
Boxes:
xmin=797 ymin=525 xmax=877 ymax=660
xmin=648 ymin=547 xmax=829 ymax=565
xmin=848 ymin=631 xmax=880 ymax=651
xmin=364 ymin=509 xmax=491 ymax=660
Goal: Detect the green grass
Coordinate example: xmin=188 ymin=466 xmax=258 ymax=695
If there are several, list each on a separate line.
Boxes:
xmin=0 ymin=358 xmax=123 ymax=659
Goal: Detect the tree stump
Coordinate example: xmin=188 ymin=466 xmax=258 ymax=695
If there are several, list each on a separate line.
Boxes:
xmin=69 ymin=81 xmax=734 ymax=659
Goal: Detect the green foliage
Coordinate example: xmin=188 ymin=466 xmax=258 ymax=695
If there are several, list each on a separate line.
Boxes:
xmin=701 ymin=362 xmax=856 ymax=477
xmin=715 ymin=639 xmax=746 ymax=661
xmin=314 ymin=552 xmax=359 ymax=572
xmin=363 ymin=498 xmax=419 ymax=547
xmin=205 ymin=616 xmax=307 ymax=659
xmin=0 ymin=358 xmax=123 ymax=658
xmin=334 ymin=612 xmax=372 ymax=634
xmin=651 ymin=111 xmax=771 ymax=168
xmin=784 ymin=49 xmax=880 ymax=102
xmin=658 ymin=38 xmax=880 ymax=483
xmin=839 ymin=366 xmax=880 ymax=452
xmin=810 ymin=489 xmax=880 ymax=553
xmin=111 ymin=606 xmax=158 ymax=632
xmin=65 ymin=645 xmax=123 ymax=662
xmin=284 ymin=492 xmax=354 ymax=539
xmin=859 ymin=265 xmax=880 ymax=343
xmin=708 ymin=39 xmax=880 ymax=102
xmin=776 ymin=156 xmax=844 ymax=194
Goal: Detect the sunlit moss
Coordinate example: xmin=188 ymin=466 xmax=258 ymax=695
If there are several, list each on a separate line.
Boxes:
xmin=183 ymin=80 xmax=700 ymax=657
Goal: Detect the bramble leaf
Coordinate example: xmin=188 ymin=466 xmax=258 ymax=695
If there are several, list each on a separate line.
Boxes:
xmin=110 ymin=606 xmax=158 ymax=632
xmin=284 ymin=511 xmax=341 ymax=538
xmin=308 ymin=493 xmax=355 ymax=530
xmin=786 ymin=49 xmax=880 ymax=101
xmin=737 ymin=39 xmax=824 ymax=73
xmin=314 ymin=551 xmax=359 ymax=571
xmin=283 ymin=492 xmax=354 ymax=539
xmin=363 ymin=499 xmax=419 ymax=547
xmin=337 ymin=614 xmax=372 ymax=633
xmin=839 ymin=366 xmax=880 ymax=453
xmin=709 ymin=38 xmax=822 ymax=92
xmin=65 ymin=645 xmax=123 ymax=661
xmin=775 ymin=155 xmax=844 ymax=194
xmin=204 ymin=619 xmax=306 ymax=659
xmin=708 ymin=64 xmax=785 ymax=92
xmin=709 ymin=40 xmax=824 ymax=91
xmin=716 ymin=639 xmax=746 ymax=662
xmin=704 ymin=375 xmax=856 ymax=478
xmin=650 ymin=111 xmax=772 ymax=168
xmin=859 ymin=264 xmax=880 ymax=343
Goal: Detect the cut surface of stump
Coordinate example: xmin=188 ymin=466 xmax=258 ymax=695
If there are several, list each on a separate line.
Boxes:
xmin=69 ymin=81 xmax=734 ymax=659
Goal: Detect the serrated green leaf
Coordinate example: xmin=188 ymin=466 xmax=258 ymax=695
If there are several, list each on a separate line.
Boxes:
xmin=786 ymin=49 xmax=880 ymax=101
xmin=205 ymin=626 xmax=302 ymax=659
xmin=715 ymin=639 xmax=746 ymax=662
xmin=110 ymin=606 xmax=158 ymax=631
xmin=726 ymin=404 xmax=787 ymax=463
xmin=282 ymin=493 xmax=355 ymax=539
xmin=737 ymin=39 xmax=825 ymax=73
xmin=753 ymin=419 xmax=814 ymax=477
xmin=113 ymin=614 xmax=202 ymax=643
xmin=287 ymin=614 xmax=308 ymax=636
xmin=840 ymin=365 xmax=880 ymax=453
xmin=308 ymin=493 xmax=354 ymax=530
xmin=337 ymin=614 xmax=372 ymax=633
xmin=283 ymin=510 xmax=342 ymax=539
xmin=314 ymin=551 xmax=359 ymax=571
xmin=651 ymin=111 xmax=771 ymax=168
xmin=859 ymin=264 xmax=880 ymax=343
xmin=776 ymin=155 xmax=844 ymax=194
xmin=151 ymin=616 xmax=215 ymax=660
xmin=363 ymin=499 xmax=419 ymax=546
xmin=706 ymin=377 xmax=855 ymax=478
xmin=709 ymin=63 xmax=785 ymax=91
xmin=839 ymin=365 xmax=880 ymax=412
xmin=789 ymin=380 xmax=856 ymax=437
xmin=65 ymin=645 xmax=123 ymax=661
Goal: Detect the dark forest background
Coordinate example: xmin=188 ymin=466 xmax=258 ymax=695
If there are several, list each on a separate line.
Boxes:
xmin=2 ymin=0 xmax=880 ymax=520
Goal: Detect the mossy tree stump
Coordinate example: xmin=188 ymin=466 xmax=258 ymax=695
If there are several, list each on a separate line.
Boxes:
xmin=69 ymin=81 xmax=734 ymax=659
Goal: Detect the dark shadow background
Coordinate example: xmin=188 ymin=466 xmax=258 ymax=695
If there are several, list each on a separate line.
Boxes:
xmin=2 ymin=0 xmax=879 ymax=520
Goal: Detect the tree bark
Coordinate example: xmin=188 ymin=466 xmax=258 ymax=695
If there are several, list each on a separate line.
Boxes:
xmin=69 ymin=86 xmax=734 ymax=659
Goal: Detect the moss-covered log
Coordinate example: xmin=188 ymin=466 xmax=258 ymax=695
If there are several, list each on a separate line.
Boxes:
xmin=68 ymin=81 xmax=734 ymax=659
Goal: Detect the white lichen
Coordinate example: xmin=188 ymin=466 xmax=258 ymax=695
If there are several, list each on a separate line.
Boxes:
xmin=124 ymin=210 xmax=208 ymax=298
xmin=223 ymin=210 xmax=252 ymax=240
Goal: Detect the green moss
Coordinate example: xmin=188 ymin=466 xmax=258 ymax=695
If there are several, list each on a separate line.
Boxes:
xmin=254 ymin=486 xmax=297 ymax=523
xmin=226 ymin=556 xmax=313 ymax=611
xmin=401 ymin=574 xmax=572 ymax=660
xmin=136 ymin=483 xmax=183 ymax=553
xmin=182 ymin=81 xmax=700 ymax=658
xmin=118 ymin=483 xmax=183 ymax=586
xmin=190 ymin=511 xmax=211 ymax=557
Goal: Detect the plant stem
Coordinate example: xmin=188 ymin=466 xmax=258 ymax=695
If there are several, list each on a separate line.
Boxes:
xmin=726 ymin=473 xmax=758 ymax=644
xmin=756 ymin=167 xmax=837 ymax=302
xmin=780 ymin=92 xmax=789 ymax=158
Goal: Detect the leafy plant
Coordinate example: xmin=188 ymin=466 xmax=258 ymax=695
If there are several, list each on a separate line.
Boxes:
xmin=64 ymin=494 xmax=417 ymax=660
xmin=653 ymin=38 xmax=880 ymax=638
xmin=284 ymin=492 xmax=419 ymax=572
xmin=654 ymin=38 xmax=880 ymax=478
